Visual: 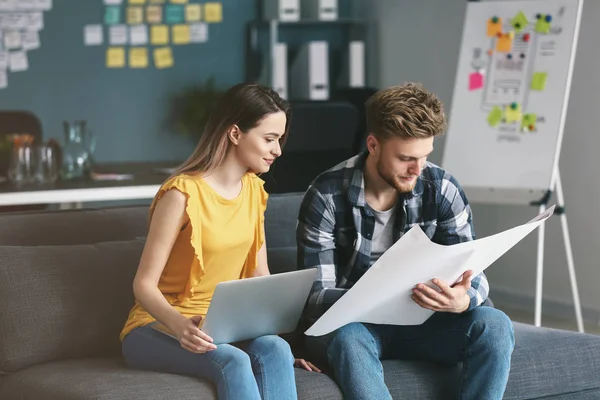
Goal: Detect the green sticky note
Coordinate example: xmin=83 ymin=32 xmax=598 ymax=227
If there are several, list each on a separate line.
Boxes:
xmin=487 ymin=106 xmax=503 ymax=127
xmin=535 ymin=14 xmax=551 ymax=34
xmin=105 ymin=6 xmax=121 ymax=24
xmin=165 ymin=5 xmax=184 ymax=23
xmin=521 ymin=113 xmax=537 ymax=131
xmin=531 ymin=72 xmax=548 ymax=90
xmin=511 ymin=11 xmax=529 ymax=33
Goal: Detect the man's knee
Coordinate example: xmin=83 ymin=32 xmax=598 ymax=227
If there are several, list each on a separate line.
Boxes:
xmin=470 ymin=307 xmax=515 ymax=352
xmin=328 ymin=322 xmax=377 ymax=355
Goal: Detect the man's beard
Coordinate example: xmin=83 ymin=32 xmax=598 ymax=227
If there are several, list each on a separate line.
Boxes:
xmin=376 ymin=159 xmax=418 ymax=193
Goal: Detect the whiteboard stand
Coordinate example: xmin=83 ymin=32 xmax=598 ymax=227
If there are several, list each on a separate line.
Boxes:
xmin=533 ymin=168 xmax=584 ymax=333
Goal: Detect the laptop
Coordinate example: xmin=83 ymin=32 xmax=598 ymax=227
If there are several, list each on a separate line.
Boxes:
xmin=152 ymin=268 xmax=317 ymax=345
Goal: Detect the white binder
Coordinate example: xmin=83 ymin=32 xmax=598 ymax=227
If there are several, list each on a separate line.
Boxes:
xmin=349 ymin=40 xmax=365 ymax=88
xmin=272 ymin=43 xmax=288 ymax=99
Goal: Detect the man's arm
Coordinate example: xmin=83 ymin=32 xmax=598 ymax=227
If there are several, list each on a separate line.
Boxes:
xmin=433 ymin=174 xmax=489 ymax=311
xmin=296 ymin=186 xmax=346 ymax=321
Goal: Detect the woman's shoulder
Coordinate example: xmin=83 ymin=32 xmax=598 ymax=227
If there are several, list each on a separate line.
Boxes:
xmin=244 ymin=173 xmax=268 ymax=204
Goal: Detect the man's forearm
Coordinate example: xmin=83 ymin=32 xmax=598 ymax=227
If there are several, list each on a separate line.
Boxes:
xmin=306 ymin=288 xmax=347 ymax=321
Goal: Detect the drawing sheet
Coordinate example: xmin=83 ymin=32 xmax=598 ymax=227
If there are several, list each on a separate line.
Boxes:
xmin=305 ymin=206 xmax=555 ymax=337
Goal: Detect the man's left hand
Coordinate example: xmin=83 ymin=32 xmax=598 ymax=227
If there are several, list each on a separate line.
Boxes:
xmin=411 ymin=270 xmax=473 ymax=313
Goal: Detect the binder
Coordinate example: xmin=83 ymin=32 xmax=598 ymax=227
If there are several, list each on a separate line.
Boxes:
xmin=290 ymin=41 xmax=329 ymax=100
xmin=272 ymin=43 xmax=288 ymax=99
xmin=263 ymin=0 xmax=300 ymax=22
xmin=301 ymin=0 xmax=338 ymax=21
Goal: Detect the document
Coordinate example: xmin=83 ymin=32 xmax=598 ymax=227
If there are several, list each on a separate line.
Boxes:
xmin=305 ymin=206 xmax=555 ymax=336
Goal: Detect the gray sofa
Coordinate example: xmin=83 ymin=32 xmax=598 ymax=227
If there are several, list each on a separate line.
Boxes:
xmin=1 ymin=192 xmax=600 ymax=399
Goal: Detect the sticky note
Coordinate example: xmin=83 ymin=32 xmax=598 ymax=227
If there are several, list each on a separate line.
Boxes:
xmin=147 ymin=5 xmax=162 ymax=23
xmin=531 ymin=72 xmax=547 ymax=90
xmin=190 ymin=22 xmax=208 ymax=43
xmin=535 ymin=14 xmax=551 ymax=34
xmin=172 ymin=24 xmax=190 ymax=44
xmin=154 ymin=47 xmax=173 ymax=69
xmin=165 ymin=5 xmax=184 ymax=23
xmin=130 ymin=25 xmax=148 ymax=45
xmin=468 ymin=71 xmax=484 ymax=91
xmin=107 ymin=47 xmax=125 ymax=68
xmin=521 ymin=113 xmax=537 ymax=132
xmin=129 ymin=0 xmax=146 ymax=3
xmin=127 ymin=6 xmax=144 ymax=24
xmin=129 ymin=47 xmax=148 ymax=68
xmin=487 ymin=16 xmax=502 ymax=37
xmin=186 ymin=4 xmax=201 ymax=21
xmin=170 ymin=0 xmax=188 ymax=3
xmin=105 ymin=6 xmax=121 ymax=24
xmin=496 ymin=32 xmax=513 ymax=52
xmin=204 ymin=2 xmax=222 ymax=23
xmin=487 ymin=106 xmax=503 ymax=127
xmin=504 ymin=103 xmax=522 ymax=123
xmin=511 ymin=11 xmax=528 ymax=33
xmin=151 ymin=24 xmax=169 ymax=45
xmin=149 ymin=0 xmax=165 ymax=3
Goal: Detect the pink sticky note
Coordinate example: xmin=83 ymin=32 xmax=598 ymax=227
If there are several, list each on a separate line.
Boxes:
xmin=469 ymin=72 xmax=484 ymax=91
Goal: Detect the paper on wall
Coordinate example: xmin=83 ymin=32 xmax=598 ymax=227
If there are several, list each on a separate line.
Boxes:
xmin=22 ymin=30 xmax=39 ymax=50
xmin=129 ymin=24 xmax=148 ymax=45
xmin=190 ymin=22 xmax=207 ymax=43
xmin=4 ymin=31 xmax=20 ymax=49
xmin=0 ymin=69 xmax=6 ymax=89
xmin=304 ymin=206 xmax=555 ymax=337
xmin=0 ymin=50 xmax=7 ymax=69
xmin=84 ymin=25 xmax=103 ymax=46
xmin=109 ymin=24 xmax=128 ymax=45
xmin=104 ymin=0 xmax=123 ymax=4
xmin=8 ymin=50 xmax=28 ymax=72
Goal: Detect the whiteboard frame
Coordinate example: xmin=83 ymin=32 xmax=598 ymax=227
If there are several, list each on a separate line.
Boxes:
xmin=443 ymin=0 xmax=584 ymax=206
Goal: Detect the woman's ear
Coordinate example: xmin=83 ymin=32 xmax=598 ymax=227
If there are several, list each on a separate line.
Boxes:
xmin=228 ymin=125 xmax=242 ymax=145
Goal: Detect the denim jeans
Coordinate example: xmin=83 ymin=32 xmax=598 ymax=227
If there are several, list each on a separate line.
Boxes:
xmin=122 ymin=324 xmax=297 ymax=400
xmin=305 ymin=306 xmax=515 ymax=400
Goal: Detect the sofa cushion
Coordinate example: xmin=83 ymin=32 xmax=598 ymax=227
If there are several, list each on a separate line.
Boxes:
xmin=264 ymin=192 xmax=304 ymax=249
xmin=0 ymin=240 xmax=143 ymax=373
xmin=0 ymin=357 xmax=343 ymax=400
xmin=0 ymin=206 xmax=149 ymax=246
xmin=503 ymin=322 xmax=600 ymax=400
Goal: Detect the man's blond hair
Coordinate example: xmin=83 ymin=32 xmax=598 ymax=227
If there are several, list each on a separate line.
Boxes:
xmin=365 ymin=82 xmax=447 ymax=141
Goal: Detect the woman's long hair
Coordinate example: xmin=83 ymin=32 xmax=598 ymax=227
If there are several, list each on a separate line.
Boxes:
xmin=171 ymin=82 xmax=290 ymax=178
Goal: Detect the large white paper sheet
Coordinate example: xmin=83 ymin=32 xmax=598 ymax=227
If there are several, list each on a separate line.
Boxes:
xmin=305 ymin=206 xmax=555 ymax=336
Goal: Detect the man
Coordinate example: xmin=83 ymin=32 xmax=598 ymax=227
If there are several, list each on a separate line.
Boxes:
xmin=296 ymin=83 xmax=514 ymax=400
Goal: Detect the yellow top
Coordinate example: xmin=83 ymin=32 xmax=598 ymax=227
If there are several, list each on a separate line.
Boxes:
xmin=120 ymin=172 xmax=268 ymax=341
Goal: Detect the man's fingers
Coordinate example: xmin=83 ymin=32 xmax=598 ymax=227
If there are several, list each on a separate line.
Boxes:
xmin=415 ymin=284 xmax=446 ymax=303
xmin=431 ymin=278 xmax=451 ymax=293
xmin=411 ymin=293 xmax=440 ymax=311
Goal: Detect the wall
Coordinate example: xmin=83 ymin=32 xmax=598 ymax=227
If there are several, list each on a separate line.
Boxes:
xmin=0 ymin=0 xmax=256 ymax=163
xmin=355 ymin=0 xmax=600 ymax=323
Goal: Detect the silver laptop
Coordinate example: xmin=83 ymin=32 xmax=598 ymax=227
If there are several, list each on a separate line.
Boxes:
xmin=152 ymin=268 xmax=317 ymax=345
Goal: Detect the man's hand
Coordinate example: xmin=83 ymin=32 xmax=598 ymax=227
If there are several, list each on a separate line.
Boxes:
xmin=411 ymin=270 xmax=473 ymax=313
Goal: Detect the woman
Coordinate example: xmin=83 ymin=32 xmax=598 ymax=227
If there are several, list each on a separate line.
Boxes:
xmin=120 ymin=82 xmax=318 ymax=399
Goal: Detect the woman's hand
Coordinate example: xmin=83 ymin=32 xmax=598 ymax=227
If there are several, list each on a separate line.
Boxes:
xmin=173 ymin=315 xmax=217 ymax=354
xmin=294 ymin=358 xmax=321 ymax=372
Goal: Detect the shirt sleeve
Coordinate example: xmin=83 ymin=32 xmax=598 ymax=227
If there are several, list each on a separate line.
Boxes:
xmin=296 ymin=186 xmax=346 ymax=322
xmin=434 ymin=173 xmax=489 ymax=311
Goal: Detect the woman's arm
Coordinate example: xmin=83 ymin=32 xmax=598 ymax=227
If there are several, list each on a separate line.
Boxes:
xmin=253 ymin=224 xmax=270 ymax=277
xmin=133 ymin=189 xmax=215 ymax=352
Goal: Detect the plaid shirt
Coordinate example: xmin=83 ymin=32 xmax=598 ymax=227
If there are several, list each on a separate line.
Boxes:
xmin=296 ymin=152 xmax=489 ymax=322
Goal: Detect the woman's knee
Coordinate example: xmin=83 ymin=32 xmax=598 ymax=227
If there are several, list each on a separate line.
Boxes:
xmin=251 ymin=335 xmax=294 ymax=363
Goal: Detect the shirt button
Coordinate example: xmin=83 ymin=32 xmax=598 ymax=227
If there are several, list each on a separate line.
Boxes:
xmin=367 ymin=234 xmax=372 ymax=239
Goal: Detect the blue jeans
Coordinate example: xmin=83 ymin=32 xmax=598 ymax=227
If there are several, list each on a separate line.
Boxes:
xmin=122 ymin=324 xmax=297 ymax=400
xmin=305 ymin=306 xmax=514 ymax=400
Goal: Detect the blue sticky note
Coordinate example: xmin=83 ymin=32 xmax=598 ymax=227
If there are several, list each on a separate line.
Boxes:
xmin=104 ymin=6 xmax=121 ymax=25
xmin=165 ymin=5 xmax=184 ymax=24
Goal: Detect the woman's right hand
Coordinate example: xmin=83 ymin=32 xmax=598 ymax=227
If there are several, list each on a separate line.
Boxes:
xmin=173 ymin=315 xmax=217 ymax=354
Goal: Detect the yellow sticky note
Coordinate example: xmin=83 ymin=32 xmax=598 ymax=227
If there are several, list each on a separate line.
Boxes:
xmin=504 ymin=103 xmax=522 ymax=123
xmin=496 ymin=32 xmax=514 ymax=52
xmin=172 ymin=24 xmax=190 ymax=44
xmin=151 ymin=25 xmax=169 ymax=45
xmin=204 ymin=2 xmax=222 ymax=23
xmin=531 ymin=72 xmax=547 ymax=91
xmin=129 ymin=0 xmax=146 ymax=3
xmin=106 ymin=47 xmax=125 ymax=68
xmin=186 ymin=4 xmax=201 ymax=21
xmin=170 ymin=0 xmax=188 ymax=3
xmin=154 ymin=47 xmax=174 ymax=69
xmin=127 ymin=6 xmax=144 ymax=24
xmin=149 ymin=0 xmax=165 ymax=3
xmin=147 ymin=5 xmax=162 ymax=23
xmin=129 ymin=47 xmax=148 ymax=68
xmin=487 ymin=16 xmax=502 ymax=37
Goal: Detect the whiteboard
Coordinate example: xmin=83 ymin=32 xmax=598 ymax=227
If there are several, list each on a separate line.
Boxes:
xmin=442 ymin=0 xmax=583 ymax=205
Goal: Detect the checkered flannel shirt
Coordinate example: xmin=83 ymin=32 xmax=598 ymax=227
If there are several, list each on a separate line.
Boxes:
xmin=296 ymin=152 xmax=489 ymax=322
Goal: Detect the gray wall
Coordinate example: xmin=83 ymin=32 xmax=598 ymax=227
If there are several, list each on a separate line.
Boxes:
xmin=355 ymin=0 xmax=599 ymax=322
